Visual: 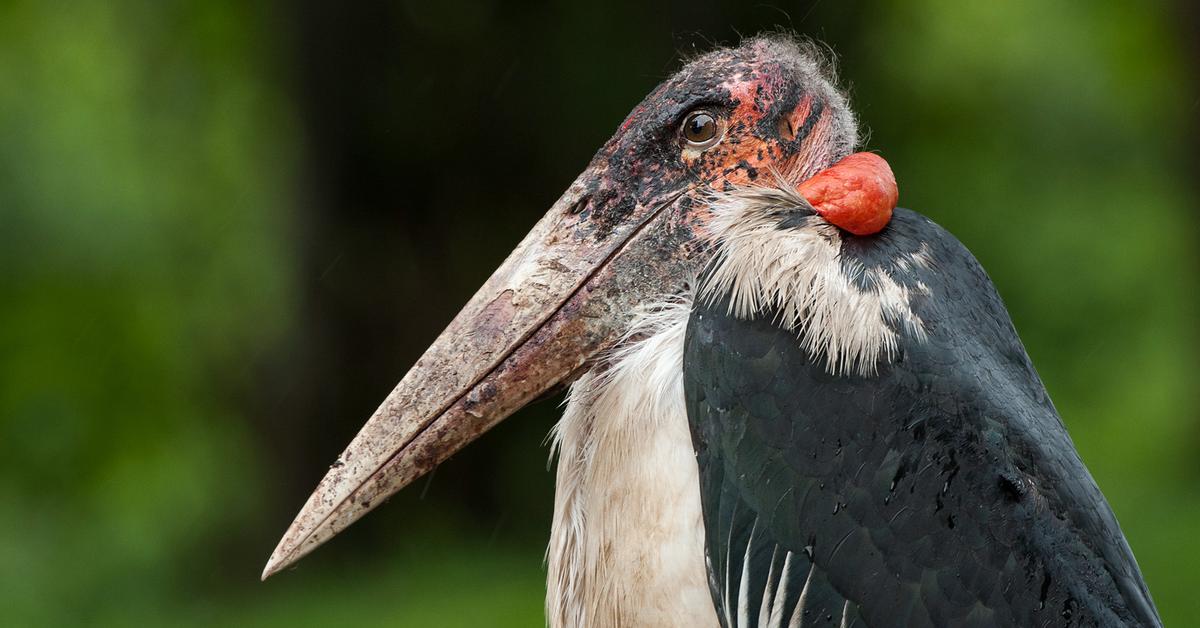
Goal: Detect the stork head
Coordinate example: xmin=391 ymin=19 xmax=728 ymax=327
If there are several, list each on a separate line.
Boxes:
xmin=263 ymin=36 xmax=875 ymax=578
xmin=579 ymin=35 xmax=859 ymax=237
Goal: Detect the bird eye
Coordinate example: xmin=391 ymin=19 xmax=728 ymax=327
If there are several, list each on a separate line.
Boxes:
xmin=681 ymin=111 xmax=722 ymax=149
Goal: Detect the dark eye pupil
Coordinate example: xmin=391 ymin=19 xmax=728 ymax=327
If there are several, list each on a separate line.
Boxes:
xmin=684 ymin=112 xmax=717 ymax=144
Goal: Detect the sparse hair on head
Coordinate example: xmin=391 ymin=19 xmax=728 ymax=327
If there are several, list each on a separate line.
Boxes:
xmin=677 ymin=32 xmax=860 ymax=160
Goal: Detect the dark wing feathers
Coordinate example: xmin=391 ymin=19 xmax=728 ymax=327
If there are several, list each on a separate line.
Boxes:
xmin=700 ymin=462 xmax=856 ymax=627
xmin=683 ymin=208 xmax=1161 ymax=628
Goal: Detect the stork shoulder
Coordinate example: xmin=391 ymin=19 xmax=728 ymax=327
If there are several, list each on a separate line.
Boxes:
xmin=685 ymin=205 xmax=1163 ymax=627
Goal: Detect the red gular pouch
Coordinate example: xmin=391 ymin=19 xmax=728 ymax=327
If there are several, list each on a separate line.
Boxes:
xmin=796 ymin=152 xmax=898 ymax=236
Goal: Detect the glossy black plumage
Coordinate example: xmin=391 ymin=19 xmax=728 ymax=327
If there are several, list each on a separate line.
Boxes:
xmin=683 ymin=208 xmax=1161 ymax=627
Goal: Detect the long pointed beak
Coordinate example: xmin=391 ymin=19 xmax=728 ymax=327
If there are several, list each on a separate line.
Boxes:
xmin=262 ymin=170 xmax=693 ymax=579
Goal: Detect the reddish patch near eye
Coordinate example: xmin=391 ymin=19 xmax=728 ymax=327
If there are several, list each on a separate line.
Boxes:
xmin=797 ymin=152 xmax=898 ymax=236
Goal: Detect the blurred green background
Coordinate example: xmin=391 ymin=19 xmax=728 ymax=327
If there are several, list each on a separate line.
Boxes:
xmin=1 ymin=0 xmax=1196 ymax=626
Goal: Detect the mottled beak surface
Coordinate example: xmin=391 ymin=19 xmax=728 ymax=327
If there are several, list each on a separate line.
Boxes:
xmin=261 ymin=167 xmax=697 ymax=579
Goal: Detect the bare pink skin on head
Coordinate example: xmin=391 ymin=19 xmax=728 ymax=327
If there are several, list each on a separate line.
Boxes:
xmin=647 ymin=41 xmax=897 ymax=237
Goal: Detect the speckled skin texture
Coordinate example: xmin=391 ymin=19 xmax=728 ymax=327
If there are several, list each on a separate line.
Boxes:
xmin=684 ymin=208 xmax=1162 ymax=627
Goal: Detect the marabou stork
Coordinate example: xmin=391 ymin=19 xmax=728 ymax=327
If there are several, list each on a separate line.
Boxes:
xmin=263 ymin=37 xmax=1162 ymax=627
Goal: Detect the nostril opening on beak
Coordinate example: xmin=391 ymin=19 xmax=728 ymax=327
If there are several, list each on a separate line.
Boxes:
xmin=568 ymin=194 xmax=591 ymax=215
